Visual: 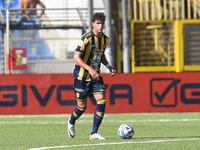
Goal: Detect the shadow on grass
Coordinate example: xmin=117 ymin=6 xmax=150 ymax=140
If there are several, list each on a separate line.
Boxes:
xmin=103 ymin=135 xmax=200 ymax=140
xmin=133 ymin=135 xmax=200 ymax=140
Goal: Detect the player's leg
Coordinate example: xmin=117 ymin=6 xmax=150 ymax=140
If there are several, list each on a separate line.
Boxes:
xmin=15 ymin=14 xmax=24 ymax=25
xmin=90 ymin=78 xmax=106 ymax=140
xmin=69 ymin=100 xmax=87 ymax=125
xmin=68 ymin=79 xmax=88 ymax=138
xmin=90 ymin=93 xmax=106 ymax=140
xmin=30 ymin=14 xmax=41 ymax=26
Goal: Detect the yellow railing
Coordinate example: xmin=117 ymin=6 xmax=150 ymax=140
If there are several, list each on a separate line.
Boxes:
xmin=133 ymin=0 xmax=200 ymax=20
xmin=131 ymin=19 xmax=200 ymax=73
xmin=130 ymin=0 xmax=200 ymax=73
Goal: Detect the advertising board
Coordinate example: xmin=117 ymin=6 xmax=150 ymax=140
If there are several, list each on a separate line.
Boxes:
xmin=0 ymin=73 xmax=200 ymax=114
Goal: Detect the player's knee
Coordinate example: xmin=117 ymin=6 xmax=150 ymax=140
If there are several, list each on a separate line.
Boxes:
xmin=97 ymin=99 xmax=106 ymax=105
xmin=78 ymin=106 xmax=87 ymax=112
xmin=77 ymin=99 xmax=87 ymax=108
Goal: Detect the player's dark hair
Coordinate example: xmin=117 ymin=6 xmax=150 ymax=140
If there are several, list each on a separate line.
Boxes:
xmin=92 ymin=12 xmax=106 ymax=22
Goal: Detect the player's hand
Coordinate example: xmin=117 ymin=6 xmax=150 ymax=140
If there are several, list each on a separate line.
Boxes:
xmin=35 ymin=15 xmax=41 ymax=18
xmin=26 ymin=17 xmax=33 ymax=22
xmin=109 ymin=66 xmax=116 ymax=77
xmin=88 ymin=68 xmax=99 ymax=80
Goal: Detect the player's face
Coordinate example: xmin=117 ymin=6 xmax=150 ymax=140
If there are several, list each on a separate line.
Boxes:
xmin=92 ymin=19 xmax=105 ymax=35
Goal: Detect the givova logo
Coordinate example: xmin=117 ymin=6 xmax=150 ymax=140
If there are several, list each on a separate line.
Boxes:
xmin=150 ymin=78 xmax=181 ymax=107
xmin=181 ymin=84 xmax=200 ymax=104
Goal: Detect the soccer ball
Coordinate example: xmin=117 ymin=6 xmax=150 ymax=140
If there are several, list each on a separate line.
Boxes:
xmin=117 ymin=124 xmax=134 ymax=139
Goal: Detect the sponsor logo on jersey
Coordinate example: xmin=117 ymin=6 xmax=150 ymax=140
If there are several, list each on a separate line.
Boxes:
xmin=78 ymin=40 xmax=83 ymax=47
xmin=91 ymin=45 xmax=98 ymax=48
xmin=75 ymin=88 xmax=85 ymax=92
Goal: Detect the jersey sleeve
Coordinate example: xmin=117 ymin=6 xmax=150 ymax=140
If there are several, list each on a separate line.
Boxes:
xmin=105 ymin=37 xmax=109 ymax=49
xmin=75 ymin=36 xmax=88 ymax=53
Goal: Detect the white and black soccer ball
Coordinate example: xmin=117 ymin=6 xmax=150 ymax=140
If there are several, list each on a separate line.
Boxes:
xmin=117 ymin=124 xmax=134 ymax=139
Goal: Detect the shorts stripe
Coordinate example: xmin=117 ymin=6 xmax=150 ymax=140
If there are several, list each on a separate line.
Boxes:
xmin=93 ymin=92 xmax=105 ymax=95
xmin=76 ymin=98 xmax=87 ymax=102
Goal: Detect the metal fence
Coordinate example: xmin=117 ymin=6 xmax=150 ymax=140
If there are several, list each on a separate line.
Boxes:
xmin=133 ymin=21 xmax=174 ymax=66
xmin=131 ymin=0 xmax=200 ymax=73
xmin=0 ymin=7 xmax=104 ymax=74
xmin=132 ymin=0 xmax=200 ymax=20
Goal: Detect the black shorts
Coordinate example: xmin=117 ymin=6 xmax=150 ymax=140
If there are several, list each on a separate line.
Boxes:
xmin=73 ymin=77 xmax=105 ymax=101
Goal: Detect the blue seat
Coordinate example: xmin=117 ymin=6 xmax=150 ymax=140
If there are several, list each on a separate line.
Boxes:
xmin=20 ymin=42 xmax=35 ymax=59
xmin=31 ymin=32 xmax=43 ymax=44
xmin=2 ymin=11 xmax=12 ymax=20
xmin=7 ymin=0 xmax=19 ymax=25
xmin=35 ymin=43 xmax=54 ymax=59
xmin=9 ymin=0 xmax=34 ymax=26
xmin=0 ymin=0 xmax=15 ymax=26
xmin=12 ymin=30 xmax=40 ymax=39
xmin=5 ymin=0 xmax=19 ymax=9
xmin=11 ymin=30 xmax=45 ymax=59
xmin=29 ymin=39 xmax=43 ymax=45
xmin=25 ymin=44 xmax=35 ymax=59
xmin=1 ymin=0 xmax=19 ymax=25
xmin=11 ymin=30 xmax=21 ymax=38
xmin=0 ymin=0 xmax=4 ymax=9
xmin=21 ymin=22 xmax=34 ymax=26
xmin=23 ymin=30 xmax=37 ymax=38
xmin=11 ymin=40 xmax=23 ymax=47
xmin=12 ymin=29 xmax=35 ymax=38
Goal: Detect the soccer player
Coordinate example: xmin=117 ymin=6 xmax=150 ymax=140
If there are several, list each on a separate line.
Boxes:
xmin=68 ymin=12 xmax=116 ymax=140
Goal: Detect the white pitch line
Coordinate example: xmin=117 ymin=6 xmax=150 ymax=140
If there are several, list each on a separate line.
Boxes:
xmin=0 ymin=114 xmax=95 ymax=118
xmin=26 ymin=138 xmax=200 ymax=150
xmin=102 ymin=118 xmax=200 ymax=123
xmin=1 ymin=119 xmax=200 ymax=124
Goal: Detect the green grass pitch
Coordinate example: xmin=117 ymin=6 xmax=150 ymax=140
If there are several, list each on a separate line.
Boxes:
xmin=0 ymin=113 xmax=200 ymax=150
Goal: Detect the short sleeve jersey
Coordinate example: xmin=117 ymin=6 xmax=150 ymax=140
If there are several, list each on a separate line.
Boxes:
xmin=73 ymin=30 xmax=109 ymax=81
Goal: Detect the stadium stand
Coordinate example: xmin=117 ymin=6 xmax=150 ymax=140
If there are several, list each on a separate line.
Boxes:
xmin=0 ymin=29 xmax=2 ymax=60
xmin=0 ymin=41 xmax=2 ymax=60
xmin=7 ymin=0 xmax=54 ymax=60
xmin=0 ymin=0 xmax=3 ymax=10
xmin=11 ymin=30 xmax=54 ymax=60
xmin=15 ymin=41 xmax=35 ymax=60
xmin=15 ymin=12 xmax=34 ymax=26
xmin=35 ymin=43 xmax=54 ymax=59
xmin=0 ymin=0 xmax=101 ymax=74
xmin=0 ymin=0 xmax=17 ymax=26
xmin=0 ymin=0 xmax=5 ymax=25
xmin=4 ymin=0 xmax=19 ymax=9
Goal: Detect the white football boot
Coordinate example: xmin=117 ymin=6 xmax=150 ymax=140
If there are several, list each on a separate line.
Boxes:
xmin=90 ymin=133 xmax=106 ymax=140
xmin=68 ymin=118 xmax=75 ymax=138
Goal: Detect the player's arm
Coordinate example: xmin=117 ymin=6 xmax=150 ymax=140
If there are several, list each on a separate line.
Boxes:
xmin=101 ymin=53 xmax=116 ymax=77
xmin=73 ymin=51 xmax=100 ymax=80
xmin=35 ymin=0 xmax=45 ymax=18
xmin=18 ymin=0 xmax=23 ymax=15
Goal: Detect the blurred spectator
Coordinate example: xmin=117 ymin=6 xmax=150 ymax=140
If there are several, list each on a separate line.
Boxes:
xmin=15 ymin=0 xmax=45 ymax=26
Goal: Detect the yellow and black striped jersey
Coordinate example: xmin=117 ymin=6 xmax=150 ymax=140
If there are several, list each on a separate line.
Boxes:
xmin=73 ymin=30 xmax=109 ymax=81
